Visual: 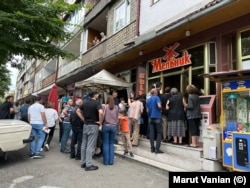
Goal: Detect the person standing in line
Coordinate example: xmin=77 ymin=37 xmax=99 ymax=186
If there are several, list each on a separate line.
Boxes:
xmin=28 ymin=96 xmax=48 ymax=159
xmin=160 ymin=86 xmax=172 ymax=143
xmin=20 ymin=99 xmax=30 ymax=123
xmin=185 ymin=85 xmax=202 ymax=148
xmin=42 ymin=102 xmax=59 ymax=151
xmin=70 ymin=98 xmax=84 ymax=160
xmin=128 ymin=95 xmax=143 ymax=146
xmin=80 ymin=91 xmax=104 ymax=171
xmin=119 ymin=110 xmax=134 ymax=158
xmin=139 ymin=94 xmax=148 ymax=138
xmin=60 ymin=98 xmax=74 ymax=153
xmin=59 ymin=102 xmax=67 ymax=144
xmin=14 ymin=102 xmax=20 ymax=120
xmin=0 ymin=96 xmax=14 ymax=119
xmin=166 ymin=88 xmax=187 ymax=145
xmin=102 ymin=95 xmax=119 ymax=165
xmin=146 ymin=88 xmax=163 ymax=154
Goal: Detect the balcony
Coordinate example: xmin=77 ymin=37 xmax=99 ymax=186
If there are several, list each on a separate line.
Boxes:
xmin=34 ymin=81 xmax=42 ymax=92
xmin=82 ymin=21 xmax=136 ymax=66
xmin=58 ymin=58 xmax=82 ymax=77
xmin=42 ymin=72 xmax=57 ymax=87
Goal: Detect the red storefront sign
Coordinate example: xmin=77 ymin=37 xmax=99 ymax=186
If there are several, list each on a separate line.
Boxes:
xmin=151 ymin=42 xmax=192 ymax=73
xmin=136 ymin=65 xmax=146 ymax=96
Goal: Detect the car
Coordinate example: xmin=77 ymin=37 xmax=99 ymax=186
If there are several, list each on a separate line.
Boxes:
xmin=0 ymin=119 xmax=34 ymax=160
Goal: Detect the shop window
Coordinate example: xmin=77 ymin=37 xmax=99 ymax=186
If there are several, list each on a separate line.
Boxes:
xmin=192 ymin=68 xmax=204 ymax=94
xmin=209 ymin=67 xmax=216 ymax=95
xmin=208 ymin=42 xmax=216 ymax=65
xmin=189 ymin=45 xmax=204 ymax=67
xmin=241 ymin=30 xmax=250 ymax=57
xmin=114 ymin=1 xmax=130 ymax=32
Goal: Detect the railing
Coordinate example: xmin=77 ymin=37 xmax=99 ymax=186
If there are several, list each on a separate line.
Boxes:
xmin=33 ymin=81 xmax=42 ymax=92
xmin=58 ymin=59 xmax=82 ymax=77
xmin=82 ymin=21 xmax=136 ymax=66
xmin=42 ymin=72 xmax=57 ymax=87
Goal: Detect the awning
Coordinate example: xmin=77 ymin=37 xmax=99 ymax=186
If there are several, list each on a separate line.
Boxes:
xmin=200 ymin=69 xmax=250 ymax=82
xmin=75 ymin=69 xmax=132 ymax=89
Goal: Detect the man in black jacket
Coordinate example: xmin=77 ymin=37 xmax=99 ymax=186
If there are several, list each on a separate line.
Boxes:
xmin=0 ymin=96 xmax=14 ymax=119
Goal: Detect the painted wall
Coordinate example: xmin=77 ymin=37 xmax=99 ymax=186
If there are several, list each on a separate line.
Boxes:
xmin=140 ymin=0 xmax=214 ymax=35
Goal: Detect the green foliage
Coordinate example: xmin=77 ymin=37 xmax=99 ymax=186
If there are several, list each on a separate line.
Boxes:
xmin=0 ymin=0 xmax=84 ymax=66
xmin=0 ymin=65 xmax=11 ymax=97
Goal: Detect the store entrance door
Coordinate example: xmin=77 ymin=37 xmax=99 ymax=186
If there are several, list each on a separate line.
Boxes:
xmin=163 ymin=74 xmax=180 ymax=91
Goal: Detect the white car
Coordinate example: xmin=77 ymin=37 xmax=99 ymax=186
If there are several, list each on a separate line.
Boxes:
xmin=0 ymin=120 xmax=34 ymax=159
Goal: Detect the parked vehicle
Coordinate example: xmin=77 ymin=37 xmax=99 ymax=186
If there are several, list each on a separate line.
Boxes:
xmin=0 ymin=120 xmax=34 ymax=160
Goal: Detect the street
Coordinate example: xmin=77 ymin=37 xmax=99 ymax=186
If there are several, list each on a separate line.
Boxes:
xmin=0 ymin=127 xmax=168 ymax=188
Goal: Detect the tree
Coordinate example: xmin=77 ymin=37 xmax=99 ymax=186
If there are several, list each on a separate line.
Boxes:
xmin=0 ymin=65 xmax=11 ymax=97
xmin=0 ymin=0 xmax=86 ymax=66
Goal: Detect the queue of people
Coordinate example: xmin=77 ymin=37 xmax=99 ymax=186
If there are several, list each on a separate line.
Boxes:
xmin=0 ymin=83 xmax=201 ymax=171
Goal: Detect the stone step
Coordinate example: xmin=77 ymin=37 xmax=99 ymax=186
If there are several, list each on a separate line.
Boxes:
xmin=115 ymin=144 xmax=202 ymax=171
xmin=137 ymin=138 xmax=203 ymax=160
xmin=115 ymin=150 xmax=188 ymax=172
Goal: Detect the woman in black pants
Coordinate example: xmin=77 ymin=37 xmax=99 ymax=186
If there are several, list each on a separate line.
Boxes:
xmin=59 ymin=102 xmax=67 ymax=144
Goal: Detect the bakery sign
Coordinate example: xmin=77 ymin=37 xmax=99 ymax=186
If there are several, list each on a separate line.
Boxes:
xmin=151 ymin=42 xmax=191 ymax=73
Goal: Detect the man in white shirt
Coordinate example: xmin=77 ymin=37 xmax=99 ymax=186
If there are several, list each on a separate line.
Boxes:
xmin=28 ymin=96 xmax=48 ymax=159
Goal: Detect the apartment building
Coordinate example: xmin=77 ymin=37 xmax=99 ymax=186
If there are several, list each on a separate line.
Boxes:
xmin=15 ymin=0 xmax=250 ymax=103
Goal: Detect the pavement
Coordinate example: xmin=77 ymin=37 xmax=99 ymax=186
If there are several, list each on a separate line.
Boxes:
xmin=0 ymin=127 xmax=169 ymax=188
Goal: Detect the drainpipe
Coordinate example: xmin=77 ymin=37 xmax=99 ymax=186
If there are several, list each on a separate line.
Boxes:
xmin=156 ymin=0 xmax=237 ymax=36
xmin=136 ymin=0 xmax=141 ymax=37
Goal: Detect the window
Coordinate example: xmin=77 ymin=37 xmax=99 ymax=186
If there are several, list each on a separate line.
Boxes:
xmin=240 ymin=29 xmax=250 ymax=69
xmin=114 ymin=1 xmax=130 ymax=32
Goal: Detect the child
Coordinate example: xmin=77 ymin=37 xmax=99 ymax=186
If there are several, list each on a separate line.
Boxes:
xmin=119 ymin=110 xmax=134 ymax=158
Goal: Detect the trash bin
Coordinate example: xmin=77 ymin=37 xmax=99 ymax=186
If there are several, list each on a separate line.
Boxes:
xmin=203 ymin=124 xmax=222 ymax=160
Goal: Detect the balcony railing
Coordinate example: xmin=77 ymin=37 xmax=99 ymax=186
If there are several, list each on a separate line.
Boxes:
xmin=58 ymin=59 xmax=81 ymax=77
xmin=42 ymin=72 xmax=57 ymax=87
xmin=82 ymin=21 xmax=136 ymax=66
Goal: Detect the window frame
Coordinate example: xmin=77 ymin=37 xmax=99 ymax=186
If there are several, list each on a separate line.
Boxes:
xmin=114 ymin=0 xmax=131 ymax=33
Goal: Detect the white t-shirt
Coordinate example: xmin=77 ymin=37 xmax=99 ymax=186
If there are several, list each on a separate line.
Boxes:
xmin=28 ymin=103 xmax=45 ymax=124
xmin=45 ymin=108 xmax=59 ymax=127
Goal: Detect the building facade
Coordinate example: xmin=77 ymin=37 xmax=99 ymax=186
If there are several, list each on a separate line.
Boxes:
xmin=15 ymin=0 xmax=250 ymax=109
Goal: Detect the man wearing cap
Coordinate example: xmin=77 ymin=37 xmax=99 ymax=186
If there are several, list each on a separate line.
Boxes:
xmin=80 ymin=91 xmax=104 ymax=171
xmin=28 ymin=96 xmax=48 ymax=159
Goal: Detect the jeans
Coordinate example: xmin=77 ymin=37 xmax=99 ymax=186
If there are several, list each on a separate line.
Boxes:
xmin=30 ymin=124 xmax=45 ymax=155
xmin=81 ymin=124 xmax=99 ymax=167
xmin=102 ymin=125 xmax=117 ymax=165
xmin=42 ymin=126 xmax=55 ymax=147
xmin=70 ymin=126 xmax=83 ymax=158
xmin=60 ymin=122 xmax=72 ymax=151
xmin=149 ymin=118 xmax=163 ymax=151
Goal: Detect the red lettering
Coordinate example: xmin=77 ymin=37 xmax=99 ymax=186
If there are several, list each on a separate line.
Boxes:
xmin=139 ymin=73 xmax=145 ymax=78
xmin=139 ymin=79 xmax=145 ymax=85
xmin=151 ymin=58 xmax=162 ymax=73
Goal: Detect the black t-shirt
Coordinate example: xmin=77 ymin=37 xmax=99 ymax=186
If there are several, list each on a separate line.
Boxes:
xmin=81 ymin=99 xmax=102 ymax=123
xmin=160 ymin=93 xmax=171 ymax=116
xmin=0 ymin=102 xmax=13 ymax=119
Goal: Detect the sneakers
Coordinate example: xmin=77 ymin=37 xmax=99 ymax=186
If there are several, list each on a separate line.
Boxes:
xmin=123 ymin=151 xmax=129 ymax=157
xmin=33 ymin=154 xmax=45 ymax=159
xmin=129 ymin=152 xmax=134 ymax=158
xmin=44 ymin=144 xmax=49 ymax=151
xmin=40 ymin=148 xmax=43 ymax=152
xmin=155 ymin=150 xmax=164 ymax=154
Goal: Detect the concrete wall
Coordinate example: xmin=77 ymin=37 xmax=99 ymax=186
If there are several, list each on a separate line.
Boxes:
xmin=140 ymin=0 xmax=214 ymax=35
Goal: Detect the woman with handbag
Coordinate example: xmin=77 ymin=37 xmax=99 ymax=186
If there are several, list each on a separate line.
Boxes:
xmin=101 ymin=95 xmax=119 ymax=165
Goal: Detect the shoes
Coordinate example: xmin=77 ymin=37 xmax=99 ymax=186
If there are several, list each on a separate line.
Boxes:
xmin=132 ymin=144 xmax=138 ymax=147
xmin=30 ymin=154 xmax=35 ymax=159
xmin=171 ymin=142 xmax=178 ymax=145
xmin=40 ymin=148 xmax=43 ymax=152
xmin=85 ymin=165 xmax=99 ymax=171
xmin=60 ymin=149 xmax=70 ymax=154
xmin=70 ymin=155 xmax=75 ymax=159
xmin=187 ymin=144 xmax=199 ymax=148
xmin=162 ymin=139 xmax=168 ymax=143
xmin=44 ymin=144 xmax=49 ymax=151
xmin=123 ymin=151 xmax=128 ymax=157
xmin=129 ymin=152 xmax=134 ymax=158
xmin=109 ymin=163 xmax=113 ymax=165
xmin=151 ymin=148 xmax=155 ymax=153
xmin=33 ymin=154 xmax=45 ymax=159
xmin=81 ymin=163 xmax=86 ymax=168
xmin=155 ymin=150 xmax=164 ymax=154
xmin=75 ymin=157 xmax=81 ymax=160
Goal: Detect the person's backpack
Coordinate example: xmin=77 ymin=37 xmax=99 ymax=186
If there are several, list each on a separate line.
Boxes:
xmin=70 ymin=106 xmax=84 ymax=128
